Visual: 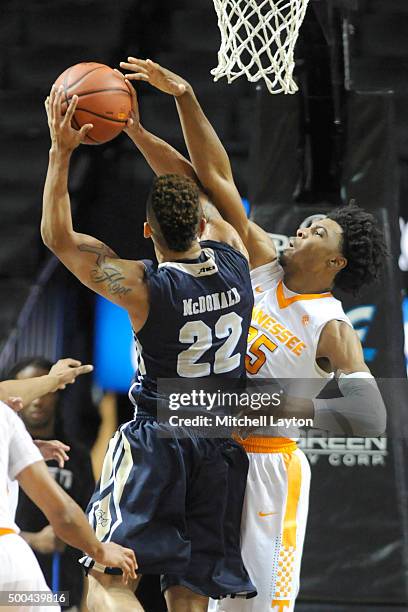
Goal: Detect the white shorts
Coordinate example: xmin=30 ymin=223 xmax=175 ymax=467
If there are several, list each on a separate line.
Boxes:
xmin=0 ymin=533 xmax=60 ymax=612
xmin=209 ymin=438 xmax=311 ymax=612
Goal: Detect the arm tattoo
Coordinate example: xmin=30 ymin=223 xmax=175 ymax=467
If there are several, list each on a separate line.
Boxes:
xmin=78 ymin=243 xmax=132 ymax=298
xmin=78 ymin=243 xmax=118 ymax=266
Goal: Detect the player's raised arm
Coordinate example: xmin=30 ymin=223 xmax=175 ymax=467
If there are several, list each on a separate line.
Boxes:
xmin=313 ymin=321 xmax=387 ymax=436
xmin=0 ymin=358 xmax=93 ymax=407
xmin=121 ymin=75 xmax=198 ymax=181
xmin=41 ymin=85 xmax=148 ymax=330
xmin=116 ymin=73 xmax=248 ymax=258
xmin=120 ymin=58 xmax=276 ymax=269
xmin=16 ymin=460 xmax=137 ymax=583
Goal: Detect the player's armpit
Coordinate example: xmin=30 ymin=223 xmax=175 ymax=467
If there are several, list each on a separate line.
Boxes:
xmin=50 ymin=232 xmax=149 ymax=330
xmin=202 ymin=179 xmax=276 ymax=268
xmin=201 ymin=217 xmax=249 ymax=260
xmin=317 ymin=319 xmax=369 ymax=374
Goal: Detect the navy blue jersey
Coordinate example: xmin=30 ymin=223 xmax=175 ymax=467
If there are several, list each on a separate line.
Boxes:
xmin=130 ymin=240 xmax=253 ymax=414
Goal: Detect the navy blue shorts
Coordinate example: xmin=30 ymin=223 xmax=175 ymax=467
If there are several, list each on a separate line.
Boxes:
xmin=80 ymin=415 xmax=256 ymax=600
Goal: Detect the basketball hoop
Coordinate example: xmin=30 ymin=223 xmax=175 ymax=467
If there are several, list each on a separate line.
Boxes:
xmin=211 ymin=0 xmax=310 ymax=94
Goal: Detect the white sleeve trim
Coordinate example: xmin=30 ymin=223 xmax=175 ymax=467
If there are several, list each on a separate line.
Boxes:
xmin=10 ymin=457 xmax=43 ymax=482
xmin=6 ymin=406 xmax=43 ymax=481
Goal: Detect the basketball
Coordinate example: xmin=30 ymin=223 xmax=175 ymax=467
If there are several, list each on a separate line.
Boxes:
xmin=53 ymin=62 xmax=131 ymax=145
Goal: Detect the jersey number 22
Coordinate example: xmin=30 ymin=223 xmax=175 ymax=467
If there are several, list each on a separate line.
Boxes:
xmin=177 ymin=312 xmax=243 ymax=377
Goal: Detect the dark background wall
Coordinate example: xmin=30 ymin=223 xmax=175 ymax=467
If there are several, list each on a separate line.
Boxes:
xmin=1 ymin=0 xmax=408 ymax=608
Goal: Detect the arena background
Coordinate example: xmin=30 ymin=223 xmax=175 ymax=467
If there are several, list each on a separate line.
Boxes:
xmin=1 ymin=0 xmax=408 ymax=610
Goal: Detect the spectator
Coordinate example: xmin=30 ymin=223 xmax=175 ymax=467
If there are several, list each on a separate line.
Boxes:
xmin=9 ymin=357 xmax=95 ymax=612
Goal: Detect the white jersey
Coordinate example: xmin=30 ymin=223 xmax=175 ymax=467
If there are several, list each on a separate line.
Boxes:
xmin=208 ymin=260 xmax=354 ymax=612
xmin=247 ymin=260 xmax=352 ymax=396
xmin=0 ymin=402 xmax=42 ymax=531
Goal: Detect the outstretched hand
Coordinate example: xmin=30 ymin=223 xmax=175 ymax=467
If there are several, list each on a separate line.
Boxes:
xmin=124 ymin=78 xmax=139 ymax=135
xmin=113 ymin=71 xmax=139 ymax=135
xmin=45 ymin=85 xmax=93 ymax=153
xmin=119 ymin=58 xmax=189 ymax=97
xmin=49 ymin=358 xmax=93 ymax=391
xmin=34 ymin=439 xmax=70 ymax=468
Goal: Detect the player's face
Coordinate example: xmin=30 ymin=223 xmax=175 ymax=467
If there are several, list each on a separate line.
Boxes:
xmin=16 ymin=365 xmax=57 ymax=430
xmin=281 ymin=218 xmax=345 ymax=275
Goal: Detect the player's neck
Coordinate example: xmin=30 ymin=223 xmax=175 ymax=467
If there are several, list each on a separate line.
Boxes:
xmin=283 ymin=271 xmax=333 ymax=295
xmin=156 ymin=241 xmax=202 ymax=264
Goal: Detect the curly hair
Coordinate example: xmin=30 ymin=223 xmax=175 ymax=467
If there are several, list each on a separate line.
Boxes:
xmin=327 ymin=203 xmax=388 ymax=295
xmin=147 ymin=174 xmax=201 ymax=252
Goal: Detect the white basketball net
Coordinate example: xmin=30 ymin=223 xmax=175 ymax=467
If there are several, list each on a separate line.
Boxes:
xmin=211 ymin=0 xmax=310 ymax=94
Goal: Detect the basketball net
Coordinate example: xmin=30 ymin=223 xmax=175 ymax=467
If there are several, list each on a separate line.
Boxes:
xmin=211 ymin=0 xmax=309 ymax=94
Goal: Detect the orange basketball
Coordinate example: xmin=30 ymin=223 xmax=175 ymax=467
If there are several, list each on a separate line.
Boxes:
xmin=53 ymin=62 xmax=131 ymax=145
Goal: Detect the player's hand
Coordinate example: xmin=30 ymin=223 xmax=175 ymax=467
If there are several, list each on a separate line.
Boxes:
xmin=5 ymin=396 xmax=24 ymax=412
xmin=94 ymin=542 xmax=138 ymax=584
xmin=34 ymin=439 xmax=70 ymax=468
xmin=45 ymin=85 xmax=93 ymax=152
xmin=119 ymin=58 xmax=189 ymax=97
xmin=113 ymin=70 xmax=138 ymax=134
xmin=123 ymin=79 xmax=140 ymax=135
xmin=31 ymin=525 xmax=66 ymax=554
xmin=48 ymin=358 xmax=93 ymax=391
